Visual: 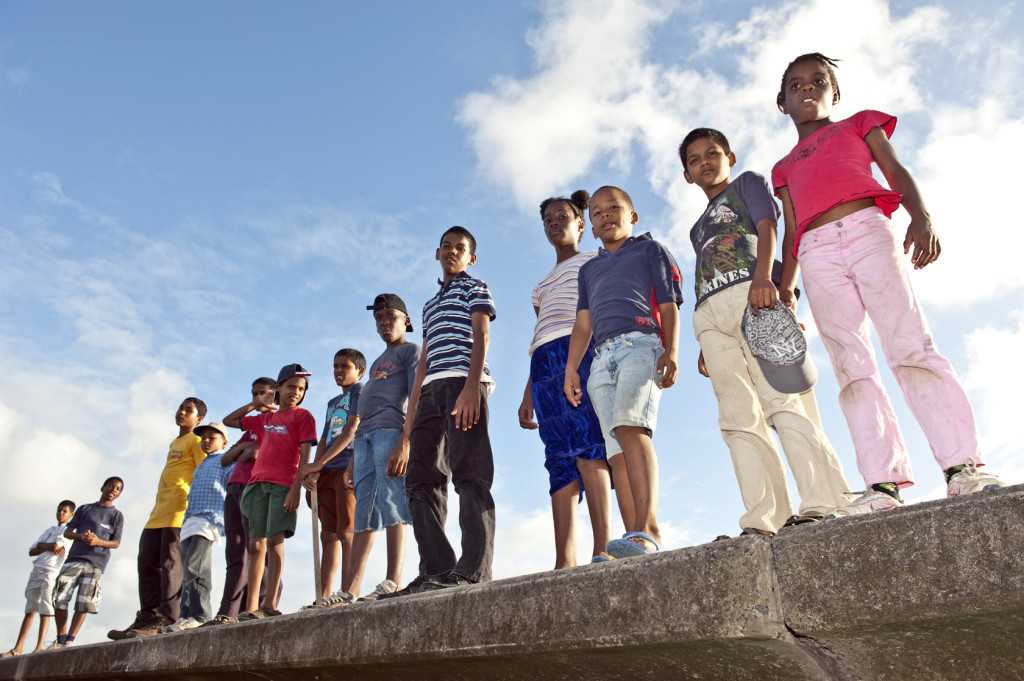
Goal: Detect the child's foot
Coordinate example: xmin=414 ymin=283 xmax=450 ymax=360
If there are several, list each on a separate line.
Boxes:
xmin=160 ymin=617 xmax=202 ymax=633
xmin=107 ymin=611 xmax=156 ymax=641
xmin=421 ymin=573 xmax=476 ymax=591
xmin=322 ymin=590 xmax=356 ymax=608
xmin=358 ymin=579 xmax=399 ymax=601
xmin=946 ymin=459 xmax=1007 ymax=497
xmin=825 ymin=486 xmax=903 ymax=519
xmin=1 ymin=649 xmax=21 ymax=657
xmin=200 ymin=614 xmax=236 ymax=627
xmin=740 ymin=527 xmax=775 ymax=537
xmin=606 ymin=532 xmax=661 ymax=558
xmin=781 ymin=513 xmax=824 ymax=528
xmin=237 ymin=606 xmax=282 ymax=621
xmin=45 ymin=640 xmax=64 ymax=650
xmin=125 ymin=614 xmax=175 ymax=637
xmin=378 ymin=575 xmax=445 ymax=599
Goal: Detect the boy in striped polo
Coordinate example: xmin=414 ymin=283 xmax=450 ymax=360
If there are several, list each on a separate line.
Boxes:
xmin=384 ymin=226 xmax=496 ymax=597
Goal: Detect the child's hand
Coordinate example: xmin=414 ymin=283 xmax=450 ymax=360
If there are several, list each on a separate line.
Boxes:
xmin=52 ymin=543 xmax=66 ymax=556
xmin=283 ymin=487 xmax=301 ymax=514
xmin=779 ymin=288 xmax=798 ymax=312
xmin=748 ymin=278 xmax=778 ymax=311
xmin=697 ymin=351 xmax=709 ymax=378
xmin=342 ymin=468 xmax=354 ymax=490
xmin=386 ymin=437 xmax=410 ymax=477
xmin=518 ymin=394 xmax=538 ymax=430
xmin=657 ymin=350 xmax=678 ymax=389
xmin=452 ymin=385 xmax=480 ymax=431
xmin=564 ymin=369 xmax=583 ymax=407
xmin=904 ymin=217 xmax=941 ymax=269
xmin=301 ymin=471 xmax=319 ymax=492
xmin=80 ymin=531 xmax=99 ymax=546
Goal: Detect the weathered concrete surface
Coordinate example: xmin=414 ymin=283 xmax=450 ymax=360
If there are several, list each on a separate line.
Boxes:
xmin=3 ymin=484 xmax=1022 ymax=681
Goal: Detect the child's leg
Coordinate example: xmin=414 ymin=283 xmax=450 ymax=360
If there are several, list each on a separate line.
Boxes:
xmin=550 ymin=480 xmax=579 ymax=568
xmin=179 ymin=536 xmax=214 ymax=622
xmin=12 ymin=611 xmax=35 ymax=653
xmin=607 ymin=454 xmax=635 ymax=532
xmin=577 ymin=458 xmax=613 ymax=558
xmin=696 ymin=292 xmax=794 ymax=532
xmin=849 ymin=212 xmax=980 ymax=470
xmin=613 ymin=426 xmax=661 ymax=546
xmin=217 ymin=482 xmax=248 ymax=618
xmin=264 ymin=534 xmax=285 ymax=611
xmin=244 ymin=538 xmax=266 ymax=613
xmin=384 ymin=522 xmax=406 ymax=585
xmin=53 ymin=609 xmax=67 ymax=638
xmin=319 ymin=530 xmax=341 ymax=600
xmin=798 ymin=217 xmax=913 ymax=488
xmin=239 ymin=483 xmax=271 ymax=613
xmin=66 ymin=612 xmax=88 ymax=639
xmin=343 ymin=530 xmax=376 ymax=597
xmin=33 ymin=615 xmax=50 ymax=652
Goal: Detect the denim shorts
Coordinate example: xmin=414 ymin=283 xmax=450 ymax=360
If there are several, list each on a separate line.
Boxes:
xmin=587 ymin=331 xmax=663 ymax=456
xmin=353 ymin=428 xmax=412 ymax=533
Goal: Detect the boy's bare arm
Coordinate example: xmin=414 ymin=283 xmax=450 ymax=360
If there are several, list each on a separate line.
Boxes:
xmin=301 ymin=415 xmax=361 ymax=487
xmin=284 ymin=442 xmax=312 ymax=513
xmin=224 ymin=390 xmax=278 ymax=429
xmin=387 ymin=349 xmax=426 ymax=477
xmin=301 ymin=437 xmax=328 ymax=492
xmin=750 ymin=217 xmax=780 ymax=310
xmin=865 ymin=127 xmax=939 ymax=269
xmin=221 ymin=440 xmax=256 ymax=466
xmin=657 ymin=301 xmax=680 ymax=389
xmin=29 ymin=542 xmax=63 ymax=557
xmin=563 ymin=309 xmax=593 ymax=407
xmin=777 ymin=187 xmax=800 ymax=312
xmin=453 ymin=310 xmax=490 ymax=431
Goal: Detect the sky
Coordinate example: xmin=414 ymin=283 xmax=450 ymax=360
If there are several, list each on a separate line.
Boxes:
xmin=1 ymin=0 xmax=1022 ymax=647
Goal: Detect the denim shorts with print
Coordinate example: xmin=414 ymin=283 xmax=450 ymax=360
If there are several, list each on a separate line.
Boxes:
xmin=586 ymin=331 xmax=663 ymax=456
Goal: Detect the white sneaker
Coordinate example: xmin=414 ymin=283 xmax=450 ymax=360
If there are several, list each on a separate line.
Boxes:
xmin=359 ymin=579 xmax=399 ymax=602
xmin=825 ymin=490 xmax=903 ymax=519
xmin=947 ymin=458 xmax=1007 ymax=497
xmin=45 ymin=640 xmax=63 ymax=650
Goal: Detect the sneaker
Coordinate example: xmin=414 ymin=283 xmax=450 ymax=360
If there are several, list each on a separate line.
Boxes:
xmin=947 ymin=459 xmax=1007 ymax=497
xmin=420 ymin=573 xmax=476 ymax=592
xmin=107 ymin=611 xmax=157 ymax=641
xmin=824 ymin=490 xmax=903 ymax=519
xmin=125 ymin=614 xmax=175 ymax=638
xmin=377 ymin=575 xmax=444 ymax=600
xmin=160 ymin=617 xmax=202 ymax=633
xmin=358 ymin=579 xmax=399 ymax=602
xmin=45 ymin=640 xmax=63 ymax=650
xmin=322 ymin=590 xmax=356 ymax=608
xmin=781 ymin=513 xmax=824 ymax=528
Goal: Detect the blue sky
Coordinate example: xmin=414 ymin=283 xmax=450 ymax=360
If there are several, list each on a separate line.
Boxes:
xmin=2 ymin=0 xmax=1022 ymax=646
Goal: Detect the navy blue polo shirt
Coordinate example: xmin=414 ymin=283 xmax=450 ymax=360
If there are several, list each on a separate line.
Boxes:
xmin=577 ymin=232 xmax=684 ymax=345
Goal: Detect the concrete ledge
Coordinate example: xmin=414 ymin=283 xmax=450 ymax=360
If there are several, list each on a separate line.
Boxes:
xmin=4 ymin=485 xmax=1024 ymax=681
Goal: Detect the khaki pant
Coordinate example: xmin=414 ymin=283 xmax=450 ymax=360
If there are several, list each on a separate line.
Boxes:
xmin=694 ymin=282 xmax=852 ymax=532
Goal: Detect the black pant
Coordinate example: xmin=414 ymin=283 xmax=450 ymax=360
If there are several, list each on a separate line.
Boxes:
xmin=138 ymin=527 xmax=181 ymax=620
xmin=406 ymin=378 xmax=495 ymax=582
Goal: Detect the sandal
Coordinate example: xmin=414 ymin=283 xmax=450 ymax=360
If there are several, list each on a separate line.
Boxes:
xmin=606 ymin=532 xmax=661 ymax=558
xmin=1 ymin=650 xmax=20 ymax=658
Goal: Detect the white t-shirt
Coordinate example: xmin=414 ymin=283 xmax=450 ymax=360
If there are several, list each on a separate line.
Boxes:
xmin=529 ymin=251 xmax=597 ymax=356
xmin=30 ymin=524 xmax=71 ymax=573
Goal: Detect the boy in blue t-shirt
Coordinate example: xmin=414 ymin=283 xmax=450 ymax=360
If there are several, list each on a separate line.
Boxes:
xmin=564 ymin=186 xmax=683 ymax=559
xmin=680 ymin=128 xmax=852 ymax=535
xmin=3 ymin=500 xmax=75 ymax=656
xmin=384 ymin=226 xmax=496 ymax=597
xmin=50 ymin=477 xmax=124 ymax=648
xmin=299 ymin=349 xmax=364 ymax=606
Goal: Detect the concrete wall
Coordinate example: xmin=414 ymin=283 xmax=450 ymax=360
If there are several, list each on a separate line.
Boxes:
xmin=4 ymin=485 xmax=1023 ymax=681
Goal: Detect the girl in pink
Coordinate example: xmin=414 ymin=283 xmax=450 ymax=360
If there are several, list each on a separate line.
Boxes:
xmin=772 ymin=53 xmax=1004 ymax=517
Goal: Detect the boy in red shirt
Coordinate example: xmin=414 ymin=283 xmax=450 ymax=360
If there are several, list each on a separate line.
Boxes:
xmin=224 ymin=364 xmax=318 ymax=618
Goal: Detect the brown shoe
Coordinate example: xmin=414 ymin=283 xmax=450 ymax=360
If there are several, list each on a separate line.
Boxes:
xmin=107 ymin=611 xmax=156 ymax=641
xmin=200 ymin=615 xmax=237 ymax=627
xmin=124 ymin=614 xmax=175 ymax=638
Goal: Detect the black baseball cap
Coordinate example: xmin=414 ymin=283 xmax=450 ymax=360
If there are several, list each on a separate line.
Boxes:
xmin=367 ymin=293 xmax=413 ymax=332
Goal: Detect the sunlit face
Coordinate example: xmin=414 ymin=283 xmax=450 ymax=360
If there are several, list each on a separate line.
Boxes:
xmin=175 ymin=401 xmax=202 ymax=430
xmin=200 ymin=432 xmax=227 ymax=454
xmin=436 ymin=233 xmax=475 ymax=275
xmin=782 ymin=60 xmax=836 ymax=125
xmin=101 ymin=480 xmax=123 ymax=503
xmin=683 ymin=138 xmax=736 ymax=194
xmin=542 ymin=200 xmax=585 ymax=248
xmin=56 ymin=505 xmax=74 ymax=524
xmin=333 ymin=355 xmax=363 ymax=388
xmin=278 ymin=376 xmax=307 ymax=410
xmin=588 ymin=188 xmax=637 ymax=246
xmin=374 ymin=308 xmax=408 ymax=345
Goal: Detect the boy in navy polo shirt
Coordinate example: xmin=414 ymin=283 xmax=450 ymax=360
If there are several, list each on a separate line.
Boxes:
xmin=385 ymin=226 xmax=496 ymax=597
xmin=565 ymin=186 xmax=683 ymax=559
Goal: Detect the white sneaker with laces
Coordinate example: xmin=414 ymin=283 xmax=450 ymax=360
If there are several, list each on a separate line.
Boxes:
xmin=45 ymin=640 xmax=63 ymax=650
xmin=825 ymin=490 xmax=902 ymax=519
xmin=947 ymin=458 xmax=1006 ymax=497
xmin=359 ymin=579 xmax=399 ymax=602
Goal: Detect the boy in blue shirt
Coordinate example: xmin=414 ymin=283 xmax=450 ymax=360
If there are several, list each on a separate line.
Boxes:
xmin=565 ymin=186 xmax=683 ymax=558
xmin=680 ymin=128 xmax=852 ymax=535
xmin=51 ymin=477 xmax=124 ymax=648
xmin=385 ymin=226 xmax=496 ymax=596
xmin=3 ymin=500 xmax=75 ymax=656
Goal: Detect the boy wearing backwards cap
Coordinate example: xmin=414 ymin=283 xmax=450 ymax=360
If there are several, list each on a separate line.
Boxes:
xmin=224 ymin=364 xmax=318 ymax=619
xmin=680 ymin=127 xmax=852 ymax=536
xmin=154 ymin=422 xmax=234 ymax=633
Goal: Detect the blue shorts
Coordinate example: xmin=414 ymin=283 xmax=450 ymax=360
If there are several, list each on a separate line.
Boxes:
xmin=531 ymin=335 xmax=607 ymax=496
xmin=587 ymin=331 xmax=663 ymax=456
xmin=353 ymin=428 xmax=413 ymax=532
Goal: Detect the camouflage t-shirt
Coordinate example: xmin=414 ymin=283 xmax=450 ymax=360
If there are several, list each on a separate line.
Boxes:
xmin=689 ymin=171 xmax=780 ymax=309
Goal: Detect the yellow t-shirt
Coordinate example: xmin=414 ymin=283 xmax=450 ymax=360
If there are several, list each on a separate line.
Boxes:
xmin=144 ymin=432 xmax=206 ymax=529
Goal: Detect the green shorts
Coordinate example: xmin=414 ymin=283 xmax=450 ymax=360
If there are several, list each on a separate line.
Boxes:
xmin=240 ymin=482 xmax=297 ymax=539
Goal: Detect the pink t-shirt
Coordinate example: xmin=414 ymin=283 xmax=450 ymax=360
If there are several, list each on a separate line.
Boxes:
xmin=772 ymin=109 xmax=902 ymax=256
xmin=226 ymin=429 xmax=259 ymax=486
xmin=240 ymin=408 xmax=318 ymax=488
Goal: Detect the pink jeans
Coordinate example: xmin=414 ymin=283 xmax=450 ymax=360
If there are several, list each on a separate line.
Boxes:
xmin=797 ymin=207 xmax=981 ymax=487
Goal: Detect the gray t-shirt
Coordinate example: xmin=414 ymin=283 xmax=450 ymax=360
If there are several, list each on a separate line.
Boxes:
xmin=357 ymin=343 xmax=422 ymax=434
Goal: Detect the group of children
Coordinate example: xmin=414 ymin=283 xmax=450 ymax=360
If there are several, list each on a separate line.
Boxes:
xmin=8 ymin=52 xmax=1009 ymax=653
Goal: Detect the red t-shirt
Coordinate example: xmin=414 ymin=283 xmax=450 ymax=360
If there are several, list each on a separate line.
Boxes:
xmin=772 ymin=109 xmax=903 ymax=256
xmin=226 ymin=429 xmax=259 ymax=485
xmin=240 ymin=408 xmax=318 ymax=488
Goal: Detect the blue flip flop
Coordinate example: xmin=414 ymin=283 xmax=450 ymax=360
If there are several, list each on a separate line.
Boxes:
xmin=606 ymin=532 xmax=661 ymax=558
xmin=590 ymin=555 xmax=611 ymax=564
